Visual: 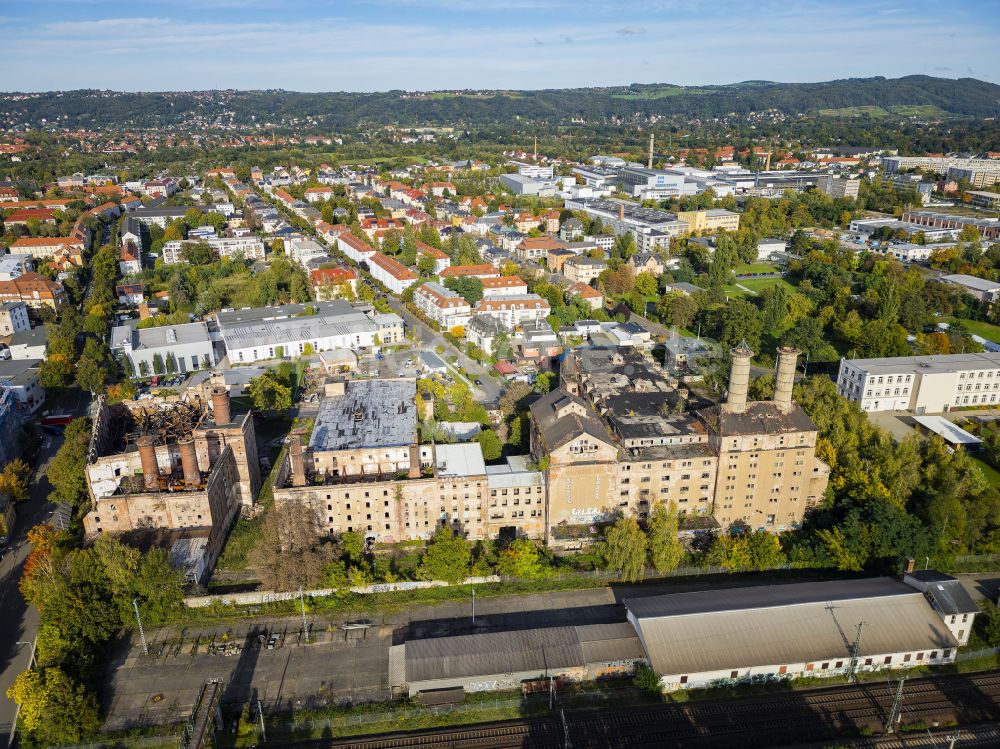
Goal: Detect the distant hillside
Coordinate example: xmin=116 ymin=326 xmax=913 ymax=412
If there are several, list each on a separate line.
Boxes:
xmin=1 ymin=75 xmax=998 ymax=130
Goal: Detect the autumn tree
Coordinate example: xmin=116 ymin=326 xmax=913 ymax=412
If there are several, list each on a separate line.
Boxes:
xmin=417 ymin=526 xmax=471 ymax=584
xmin=646 ymin=503 xmax=683 ymax=574
xmin=603 ymin=516 xmax=647 ymax=582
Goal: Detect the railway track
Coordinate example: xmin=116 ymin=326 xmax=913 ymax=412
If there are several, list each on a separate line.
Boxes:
xmin=297 ymin=671 xmax=1000 ymax=749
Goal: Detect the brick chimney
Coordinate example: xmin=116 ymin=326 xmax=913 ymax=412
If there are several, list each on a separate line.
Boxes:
xmin=289 ymin=431 xmax=306 ymax=487
xmin=137 ymin=435 xmax=159 ymax=491
xmin=722 ymin=343 xmax=753 ymax=414
xmin=211 ymin=386 xmax=231 ymax=425
xmin=178 ymin=435 xmax=200 ymax=486
xmin=773 ymin=346 xmax=800 ymax=414
xmin=408 ymin=443 xmax=422 ymax=479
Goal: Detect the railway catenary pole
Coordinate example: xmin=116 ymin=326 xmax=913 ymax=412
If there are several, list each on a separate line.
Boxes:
xmin=299 ymin=586 xmax=309 ymax=643
xmin=561 ymin=708 xmax=572 ymax=749
xmin=846 ymin=622 xmax=866 ymax=683
xmin=257 ymin=699 xmax=266 ymax=742
xmin=885 ymin=676 xmax=907 ymax=734
xmin=133 ymin=598 xmax=148 ymax=656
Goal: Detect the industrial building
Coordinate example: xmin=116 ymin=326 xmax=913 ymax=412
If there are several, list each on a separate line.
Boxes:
xmin=901 ymin=210 xmax=1000 ymax=240
xmin=531 ymin=346 xmax=829 ymax=541
xmin=626 ymin=576 xmax=966 ymax=692
xmin=212 ymin=300 xmax=404 ymax=363
xmin=111 ymin=320 xmax=216 ymax=376
xmin=273 ymin=378 xmax=525 ymax=543
xmin=391 ymin=622 xmax=644 ymax=697
xmin=563 ymin=198 xmax=689 ymax=242
xmin=836 ymin=351 xmax=1000 ymax=413
xmin=82 ymin=389 xmax=260 ymax=582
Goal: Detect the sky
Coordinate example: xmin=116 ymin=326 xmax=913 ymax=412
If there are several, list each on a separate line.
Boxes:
xmin=0 ymin=0 xmax=998 ymax=92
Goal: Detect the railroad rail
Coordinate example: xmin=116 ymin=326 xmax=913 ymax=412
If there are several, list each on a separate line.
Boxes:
xmin=291 ymin=671 xmax=1000 ymax=749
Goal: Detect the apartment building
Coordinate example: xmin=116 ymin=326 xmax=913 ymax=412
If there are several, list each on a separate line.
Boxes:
xmin=836 ymin=352 xmax=1000 ymax=413
xmin=161 ymin=236 xmax=266 ymax=263
xmin=368 ymin=251 xmax=418 ymax=294
xmin=413 ymin=281 xmax=472 ymax=329
xmin=481 ymin=275 xmax=528 ymax=298
xmin=440 ymin=264 xmax=499 ymax=280
xmin=563 ymin=256 xmax=607 ymax=284
xmin=10 ymin=236 xmax=86 ymax=260
xmin=0 ymin=273 xmax=67 ymax=310
xmin=0 ymin=301 xmax=31 ymax=337
xmin=473 ymin=295 xmax=551 ymax=328
xmin=415 ymin=240 xmax=451 ymax=274
xmin=675 ymin=209 xmax=741 ymax=234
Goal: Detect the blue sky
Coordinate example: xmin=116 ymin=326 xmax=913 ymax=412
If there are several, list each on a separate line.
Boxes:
xmin=0 ymin=0 xmax=998 ymax=91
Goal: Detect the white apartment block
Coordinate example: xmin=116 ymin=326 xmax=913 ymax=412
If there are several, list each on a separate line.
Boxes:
xmin=837 ymin=352 xmax=1000 ymax=414
xmin=413 ymin=282 xmax=472 ymax=329
xmin=368 ymin=252 xmax=418 ymax=295
xmin=473 ymin=295 xmax=551 ymax=329
xmin=162 ymin=237 xmax=266 ymax=264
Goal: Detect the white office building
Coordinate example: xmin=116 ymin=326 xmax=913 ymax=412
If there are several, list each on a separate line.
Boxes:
xmin=836 ymin=352 xmax=1000 ymax=413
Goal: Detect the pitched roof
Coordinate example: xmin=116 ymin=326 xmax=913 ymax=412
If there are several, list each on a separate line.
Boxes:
xmin=528 ymin=386 xmax=614 ymax=452
xmin=440 ymin=263 xmax=498 ymax=278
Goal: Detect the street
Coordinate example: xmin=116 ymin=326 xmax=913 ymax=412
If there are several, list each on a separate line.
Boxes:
xmin=0 ymin=432 xmax=64 ymax=746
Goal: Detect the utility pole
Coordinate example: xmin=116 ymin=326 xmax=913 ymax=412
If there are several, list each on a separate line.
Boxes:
xmin=257 ymin=699 xmax=266 ymax=742
xmin=471 ymin=587 xmax=476 ymax=627
xmin=15 ymin=640 xmax=37 ymax=670
xmin=299 ymin=586 xmax=309 ymax=643
xmin=885 ymin=676 xmax=907 ymax=734
xmin=132 ymin=598 xmax=148 ymax=656
xmin=549 ymin=675 xmax=555 ymax=710
xmin=846 ymin=622 xmax=865 ymax=683
xmin=946 ymin=733 xmax=959 ymax=749
xmin=561 ymin=708 xmax=571 ymax=749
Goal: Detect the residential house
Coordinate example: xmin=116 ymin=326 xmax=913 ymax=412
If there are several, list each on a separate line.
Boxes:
xmin=415 ymin=240 xmax=451 ymax=274
xmin=7 ymin=326 xmax=48 ymax=360
xmin=368 ymin=252 xmax=418 ymax=294
xmin=515 ymin=236 xmax=567 ymax=262
xmin=560 ymin=217 xmax=585 ymax=242
xmin=10 ymin=236 xmax=86 ymax=260
xmin=567 ymin=282 xmax=603 ymax=310
xmin=547 ymin=248 xmax=577 ymax=274
xmin=0 ymin=359 xmax=44 ymax=412
xmin=474 ymin=295 xmax=551 ymax=328
xmin=305 ymin=186 xmax=334 ymax=203
xmin=564 ymin=256 xmax=607 ymax=284
xmin=0 ymin=255 xmax=34 ymax=282
xmin=628 ymin=252 xmax=664 ymax=277
xmin=116 ymin=283 xmax=145 ymax=306
xmin=336 ymin=233 xmax=376 ymax=264
xmin=413 ymin=282 xmax=473 ymax=330
xmin=481 ymin=275 xmax=528 ymax=298
xmin=310 ymin=267 xmax=358 ymax=300
xmin=4 ymin=208 xmax=56 ymax=226
xmin=0 ymin=273 xmax=67 ymax=310
xmin=466 ymin=314 xmax=504 ymax=355
xmin=440 ymin=264 xmax=499 ymax=280
xmin=516 ymin=319 xmax=562 ymax=367
xmin=119 ymin=241 xmax=142 ymax=275
xmin=0 ymin=302 xmax=30 ymax=337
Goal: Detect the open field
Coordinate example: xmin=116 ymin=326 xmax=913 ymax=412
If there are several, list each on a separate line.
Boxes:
xmin=734 ymin=262 xmax=780 ymax=275
xmin=816 ymin=104 xmax=951 ymax=118
xmin=946 ymin=317 xmax=1000 ymax=344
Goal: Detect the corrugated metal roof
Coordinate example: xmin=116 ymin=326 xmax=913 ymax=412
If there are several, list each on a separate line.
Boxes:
xmin=405 ymin=627 xmax=583 ymax=683
xmin=629 ymin=582 xmax=958 ymax=677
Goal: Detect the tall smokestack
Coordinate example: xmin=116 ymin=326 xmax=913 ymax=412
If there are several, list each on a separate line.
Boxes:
xmin=137 ymin=435 xmax=160 ymax=491
xmin=648 ymin=132 xmax=654 ymax=169
xmin=211 ymin=386 xmax=231 ymax=425
xmin=723 ymin=343 xmax=753 ymax=414
xmin=179 ymin=435 xmax=200 ymax=486
xmin=618 ymin=204 xmax=625 ymax=221
xmin=289 ymin=431 xmax=306 ymax=487
xmin=408 ymin=444 xmax=422 ymax=479
xmin=774 ymin=346 xmax=800 ymax=413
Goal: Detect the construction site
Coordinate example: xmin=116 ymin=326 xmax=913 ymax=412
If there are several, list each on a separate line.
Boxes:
xmin=82 ymin=387 xmax=260 ymax=583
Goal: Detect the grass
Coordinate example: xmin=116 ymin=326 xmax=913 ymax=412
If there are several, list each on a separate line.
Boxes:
xmin=215 ymin=514 xmax=266 ymax=572
xmin=734 ymin=263 xmax=779 ymax=275
xmin=945 ymin=317 xmax=1000 ymax=344
xmin=970 ymin=456 xmax=1000 ymax=491
xmin=739 ymin=277 xmax=798 ymax=294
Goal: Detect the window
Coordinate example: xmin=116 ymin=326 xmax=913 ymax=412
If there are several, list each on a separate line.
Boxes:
xmin=730 ymin=671 xmax=738 ymax=679
xmin=679 ymin=675 xmax=688 ymax=684
xmin=884 ymin=656 xmax=892 ymax=664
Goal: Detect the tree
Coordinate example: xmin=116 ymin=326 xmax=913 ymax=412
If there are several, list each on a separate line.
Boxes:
xmin=603 ymin=516 xmax=647 ymax=582
xmin=75 ymin=356 xmax=108 ymax=393
xmin=47 ymin=418 xmax=91 ymax=508
xmin=417 ymin=526 xmax=471 ymax=584
xmin=646 ymin=503 xmax=683 ymax=574
xmin=251 ymin=503 xmax=334 ymax=591
xmin=339 ymin=530 xmax=365 ymax=568
xmin=495 ymin=538 xmax=543 ymax=579
xmin=475 ymin=429 xmax=503 ymax=462
xmin=247 ymin=372 xmax=293 ymax=412
xmin=784 ymin=316 xmax=825 ymax=358
xmin=720 ymin=298 xmax=763 ymax=351
xmin=39 ymin=354 xmax=75 ymax=389
xmin=151 ymin=353 xmax=165 ymax=375
xmin=0 ymin=458 xmax=31 ymax=502
xmin=6 ymin=667 xmax=100 ymax=745
xmin=657 ymin=292 xmax=698 ymax=329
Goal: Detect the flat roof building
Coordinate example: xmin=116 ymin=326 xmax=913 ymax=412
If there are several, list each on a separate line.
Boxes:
xmin=837 ymin=351 xmax=1000 ymax=413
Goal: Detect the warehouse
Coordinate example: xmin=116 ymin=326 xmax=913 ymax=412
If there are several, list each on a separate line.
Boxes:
xmin=625 ymin=577 xmax=961 ymax=692
xmin=390 ymin=622 xmax=645 ymax=697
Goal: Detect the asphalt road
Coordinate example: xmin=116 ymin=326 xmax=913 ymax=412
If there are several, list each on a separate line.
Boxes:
xmin=0 ymin=432 xmax=64 ymax=747
xmin=385 ymin=296 xmax=502 ymax=403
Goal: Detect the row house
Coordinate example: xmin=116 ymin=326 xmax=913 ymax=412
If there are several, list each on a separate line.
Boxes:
xmin=440 ymin=264 xmax=499 ymax=280
xmin=415 ymin=240 xmax=451 ymax=274
xmin=10 ymin=236 xmax=86 ymax=260
xmin=337 ymin=232 xmax=376 ymax=264
xmin=368 ymin=252 xmax=418 ymax=294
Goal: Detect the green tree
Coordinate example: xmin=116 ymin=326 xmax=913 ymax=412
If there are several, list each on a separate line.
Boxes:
xmin=603 ymin=516 xmax=647 ymax=582
xmin=247 ymin=372 xmax=293 ymax=412
xmin=475 ymin=429 xmax=503 ymax=462
xmin=417 ymin=526 xmax=471 ymax=584
xmin=0 ymin=458 xmax=32 ymax=502
xmin=151 ymin=353 xmax=165 ymax=375
xmin=6 ymin=667 xmax=100 ymax=745
xmin=47 ymin=418 xmax=92 ymax=508
xmin=75 ymin=356 xmax=107 ymax=393
xmin=495 ymin=538 xmax=544 ymax=579
xmin=646 ymin=503 xmax=683 ymax=574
